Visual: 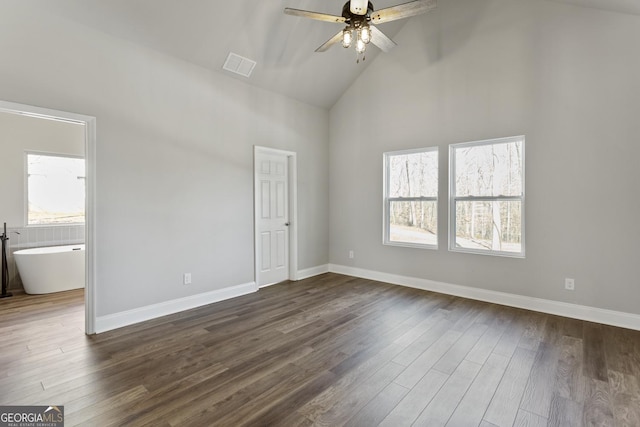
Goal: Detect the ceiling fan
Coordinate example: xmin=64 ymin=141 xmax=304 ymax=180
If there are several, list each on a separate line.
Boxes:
xmin=284 ymin=0 xmax=437 ymax=61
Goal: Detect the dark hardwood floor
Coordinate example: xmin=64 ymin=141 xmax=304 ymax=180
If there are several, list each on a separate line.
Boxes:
xmin=1 ymin=273 xmax=639 ymax=426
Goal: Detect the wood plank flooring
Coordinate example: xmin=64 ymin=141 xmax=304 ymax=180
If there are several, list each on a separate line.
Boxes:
xmin=1 ymin=273 xmax=639 ymax=426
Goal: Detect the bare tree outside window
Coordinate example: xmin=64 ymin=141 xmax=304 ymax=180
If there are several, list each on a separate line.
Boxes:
xmin=384 ymin=148 xmax=438 ymax=248
xmin=449 ymin=136 xmax=524 ymax=256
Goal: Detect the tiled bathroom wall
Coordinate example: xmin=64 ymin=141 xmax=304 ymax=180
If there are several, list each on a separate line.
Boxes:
xmin=4 ymin=225 xmax=85 ymax=292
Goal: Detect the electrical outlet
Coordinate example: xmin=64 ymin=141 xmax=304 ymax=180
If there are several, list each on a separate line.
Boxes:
xmin=349 ymin=250 xmax=354 ymax=259
xmin=183 ymin=273 xmax=192 ymax=285
xmin=565 ymin=278 xmax=575 ymax=291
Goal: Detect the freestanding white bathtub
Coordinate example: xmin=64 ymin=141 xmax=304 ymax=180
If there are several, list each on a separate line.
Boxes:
xmin=14 ymin=244 xmax=85 ymax=294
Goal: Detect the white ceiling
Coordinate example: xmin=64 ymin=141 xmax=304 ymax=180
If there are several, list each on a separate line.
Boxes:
xmin=548 ymin=0 xmax=640 ymax=16
xmin=31 ymin=0 xmax=640 ymax=109
xmin=32 ymin=0 xmax=408 ymax=109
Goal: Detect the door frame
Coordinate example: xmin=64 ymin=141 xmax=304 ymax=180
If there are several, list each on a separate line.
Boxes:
xmin=0 ymin=100 xmax=97 ymax=334
xmin=253 ymin=146 xmax=298 ymax=287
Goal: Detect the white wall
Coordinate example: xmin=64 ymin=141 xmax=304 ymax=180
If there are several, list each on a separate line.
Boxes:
xmin=329 ymin=0 xmax=640 ymax=315
xmin=0 ymin=3 xmax=329 ymax=317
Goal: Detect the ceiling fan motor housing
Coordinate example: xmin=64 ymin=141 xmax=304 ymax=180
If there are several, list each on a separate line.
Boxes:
xmin=342 ymin=2 xmax=375 ymax=21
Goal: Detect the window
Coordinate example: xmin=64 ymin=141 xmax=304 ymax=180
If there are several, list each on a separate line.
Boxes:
xmin=449 ymin=136 xmax=524 ymax=257
xmin=384 ymin=147 xmax=438 ymax=248
xmin=26 ymin=152 xmax=85 ymax=225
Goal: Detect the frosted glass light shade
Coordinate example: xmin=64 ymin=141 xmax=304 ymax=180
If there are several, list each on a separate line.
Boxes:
xmin=342 ymin=28 xmax=353 ymax=48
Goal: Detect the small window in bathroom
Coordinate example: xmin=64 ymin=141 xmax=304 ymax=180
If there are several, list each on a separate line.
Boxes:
xmin=26 ymin=152 xmax=85 ymax=225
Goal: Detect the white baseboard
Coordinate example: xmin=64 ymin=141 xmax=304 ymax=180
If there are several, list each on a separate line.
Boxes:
xmin=329 ymin=264 xmax=640 ymax=331
xmin=296 ymin=264 xmax=330 ymax=280
xmin=95 ymin=265 xmax=640 ymax=334
xmin=95 ymin=281 xmax=258 ymax=333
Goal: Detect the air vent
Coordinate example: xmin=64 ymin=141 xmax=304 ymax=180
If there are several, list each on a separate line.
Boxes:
xmin=222 ymin=52 xmax=256 ymax=78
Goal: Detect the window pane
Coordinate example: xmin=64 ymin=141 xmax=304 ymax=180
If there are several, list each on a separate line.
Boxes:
xmin=454 ymin=200 xmax=522 ymax=253
xmin=28 ymin=154 xmax=85 ymax=225
xmin=454 ymin=140 xmax=523 ymax=197
xmin=389 ymin=201 xmax=437 ymax=246
xmin=388 ymin=151 xmax=438 ymax=198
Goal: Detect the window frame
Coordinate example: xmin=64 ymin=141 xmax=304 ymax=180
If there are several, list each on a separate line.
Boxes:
xmin=24 ymin=150 xmax=86 ymax=227
xmin=383 ymin=146 xmax=439 ymax=250
xmin=448 ymin=135 xmax=525 ymax=258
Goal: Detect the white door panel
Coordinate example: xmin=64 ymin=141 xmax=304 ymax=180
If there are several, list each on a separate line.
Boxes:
xmin=260 ymin=181 xmax=270 ymax=219
xmin=260 ymin=232 xmax=271 ymax=270
xmin=255 ymin=151 xmax=289 ymax=286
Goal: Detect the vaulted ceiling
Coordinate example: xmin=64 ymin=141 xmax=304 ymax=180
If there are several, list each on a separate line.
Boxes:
xmin=31 ymin=0 xmax=640 ymax=109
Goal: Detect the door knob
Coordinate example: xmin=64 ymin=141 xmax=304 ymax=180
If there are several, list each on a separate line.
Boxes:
xmin=285 ymin=222 xmax=290 ymax=226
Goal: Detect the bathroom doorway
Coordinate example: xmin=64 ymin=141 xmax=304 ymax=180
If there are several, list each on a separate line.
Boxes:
xmin=0 ymin=100 xmax=96 ymax=334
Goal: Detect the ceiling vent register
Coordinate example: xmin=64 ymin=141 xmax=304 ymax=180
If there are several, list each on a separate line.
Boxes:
xmin=222 ymin=53 xmax=256 ymax=78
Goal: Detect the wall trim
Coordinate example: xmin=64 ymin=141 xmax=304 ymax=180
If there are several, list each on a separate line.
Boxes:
xmin=95 ymin=281 xmax=258 ymax=333
xmin=329 ymin=264 xmax=640 ymax=331
xmin=297 ymin=264 xmax=330 ymax=280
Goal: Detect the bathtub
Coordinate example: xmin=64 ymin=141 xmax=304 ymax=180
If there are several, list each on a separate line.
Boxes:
xmin=14 ymin=245 xmax=85 ymax=294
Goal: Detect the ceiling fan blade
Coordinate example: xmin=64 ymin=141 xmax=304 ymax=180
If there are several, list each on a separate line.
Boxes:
xmin=370 ymin=26 xmax=397 ymax=52
xmin=315 ymin=31 xmax=344 ymax=52
xmin=370 ymin=0 xmax=437 ymax=24
xmin=284 ymin=8 xmax=346 ymax=24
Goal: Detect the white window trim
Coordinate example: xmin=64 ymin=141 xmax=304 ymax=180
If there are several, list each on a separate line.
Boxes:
xmin=383 ymin=146 xmax=439 ymax=250
xmin=448 ymin=135 xmax=525 ymax=258
xmin=25 ymin=150 xmax=86 ymax=227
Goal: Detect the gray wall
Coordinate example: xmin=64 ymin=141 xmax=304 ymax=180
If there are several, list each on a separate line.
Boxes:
xmin=0 ymin=3 xmax=329 ymax=316
xmin=329 ymin=0 xmax=640 ymax=315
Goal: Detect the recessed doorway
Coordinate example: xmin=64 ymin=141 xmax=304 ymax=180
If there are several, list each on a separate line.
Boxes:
xmin=0 ymin=100 xmax=97 ymax=334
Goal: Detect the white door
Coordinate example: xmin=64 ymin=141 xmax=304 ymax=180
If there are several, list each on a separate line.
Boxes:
xmin=255 ymin=151 xmax=289 ymax=287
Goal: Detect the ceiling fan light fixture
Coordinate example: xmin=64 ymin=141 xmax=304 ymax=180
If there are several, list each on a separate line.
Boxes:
xmin=342 ymin=28 xmax=353 ymax=48
xmin=285 ymin=0 xmax=435 ymax=57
